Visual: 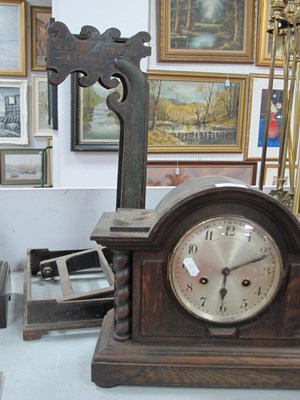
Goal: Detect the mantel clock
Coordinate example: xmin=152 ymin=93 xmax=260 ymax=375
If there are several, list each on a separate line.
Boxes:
xmin=91 ymin=176 xmax=300 ymax=388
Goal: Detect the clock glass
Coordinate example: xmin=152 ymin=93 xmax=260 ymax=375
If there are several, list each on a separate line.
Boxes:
xmin=168 ymin=215 xmax=284 ymax=324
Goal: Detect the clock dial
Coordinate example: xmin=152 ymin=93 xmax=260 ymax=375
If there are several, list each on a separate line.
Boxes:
xmin=168 ymin=215 xmax=283 ymax=324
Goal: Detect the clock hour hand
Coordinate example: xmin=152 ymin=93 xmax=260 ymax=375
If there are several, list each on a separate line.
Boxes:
xmin=228 ymin=254 xmax=269 ymax=272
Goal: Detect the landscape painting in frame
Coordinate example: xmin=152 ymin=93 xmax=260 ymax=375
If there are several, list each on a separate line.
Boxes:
xmin=147 ymin=161 xmax=257 ymax=186
xmin=71 ymin=73 xmax=120 ymax=151
xmin=159 ymin=0 xmax=255 ymax=63
xmin=147 ymin=71 xmax=247 ymax=153
xmin=0 ymin=80 xmax=28 ymax=145
xmin=256 ymin=0 xmax=283 ymax=67
xmin=1 ymin=149 xmax=42 ymax=185
xmin=0 ymin=0 xmax=26 ymax=76
xmin=30 ymin=6 xmax=51 ymax=70
xmin=245 ymin=74 xmax=286 ymax=160
xmin=32 ymin=75 xmax=52 ymax=136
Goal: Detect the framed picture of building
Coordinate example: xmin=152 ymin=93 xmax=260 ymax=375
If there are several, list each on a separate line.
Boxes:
xmin=0 ymin=79 xmax=28 ymax=145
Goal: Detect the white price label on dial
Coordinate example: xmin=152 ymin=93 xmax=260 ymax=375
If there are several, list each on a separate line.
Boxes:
xmin=183 ymin=257 xmax=200 ymax=277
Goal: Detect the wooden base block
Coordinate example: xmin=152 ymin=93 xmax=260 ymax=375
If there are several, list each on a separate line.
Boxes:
xmin=92 ymin=310 xmax=300 ymax=389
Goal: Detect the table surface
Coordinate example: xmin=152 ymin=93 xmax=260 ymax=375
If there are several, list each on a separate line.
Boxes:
xmin=1 ymin=272 xmax=300 ymax=400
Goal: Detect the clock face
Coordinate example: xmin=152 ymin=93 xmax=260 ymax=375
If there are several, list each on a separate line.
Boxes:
xmin=168 ymin=215 xmax=284 ymax=324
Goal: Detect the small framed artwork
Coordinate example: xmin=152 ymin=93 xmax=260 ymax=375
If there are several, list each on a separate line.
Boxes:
xmin=32 ymin=75 xmax=52 ymax=137
xmin=158 ymin=0 xmax=255 ymax=63
xmin=147 ymin=161 xmax=257 ymax=186
xmin=71 ymin=73 xmax=120 ymax=151
xmin=0 ymin=0 xmax=26 ymax=76
xmin=245 ymin=74 xmax=285 ymax=161
xmin=256 ymin=0 xmax=283 ymax=67
xmin=148 ymin=70 xmax=247 ymax=153
xmin=30 ymin=6 xmax=52 ymax=71
xmin=0 ymin=149 xmax=43 ymax=185
xmin=264 ymin=163 xmax=294 ymax=187
xmin=0 ymin=79 xmax=28 ymax=145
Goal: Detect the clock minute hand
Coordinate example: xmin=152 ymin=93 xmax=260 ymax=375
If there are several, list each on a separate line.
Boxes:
xmin=228 ymin=254 xmax=268 ymax=272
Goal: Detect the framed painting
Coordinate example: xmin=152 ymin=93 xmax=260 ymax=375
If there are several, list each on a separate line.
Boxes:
xmin=30 ymin=6 xmax=51 ymax=70
xmin=147 ymin=161 xmax=257 ymax=186
xmin=0 ymin=0 xmax=26 ymax=76
xmin=158 ymin=0 xmax=255 ymax=63
xmin=32 ymin=75 xmax=52 ymax=137
xmin=0 ymin=79 xmax=28 ymax=145
xmin=264 ymin=163 xmax=294 ymax=187
xmin=245 ymin=74 xmax=285 ymax=161
xmin=256 ymin=0 xmax=284 ymax=67
xmin=147 ymin=70 xmax=247 ymax=153
xmin=71 ymin=73 xmax=120 ymax=151
xmin=0 ymin=149 xmax=43 ymax=185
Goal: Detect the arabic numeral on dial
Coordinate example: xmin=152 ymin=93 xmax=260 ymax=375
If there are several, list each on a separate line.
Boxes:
xmin=240 ymin=299 xmax=248 ymax=309
xmin=225 ymin=225 xmax=236 ymax=236
xmin=255 ymin=286 xmax=262 ymax=296
xmin=263 ymin=266 xmax=271 ymax=276
xmin=186 ymin=283 xmax=193 ymax=292
xmin=260 ymin=246 xmax=268 ymax=255
xmin=205 ymin=230 xmax=213 ymax=240
xmin=188 ymin=244 xmax=198 ymax=254
xmin=200 ymin=297 xmax=207 ymax=307
xmin=220 ymin=304 xmax=227 ymax=313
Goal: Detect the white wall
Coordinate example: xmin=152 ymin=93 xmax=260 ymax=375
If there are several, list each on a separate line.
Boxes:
xmin=51 ymin=0 xmax=150 ymax=188
xmin=1 ymin=186 xmax=171 ymax=271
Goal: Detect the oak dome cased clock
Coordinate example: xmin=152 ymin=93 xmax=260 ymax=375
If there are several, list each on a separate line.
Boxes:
xmin=90 ymin=177 xmax=300 ymax=388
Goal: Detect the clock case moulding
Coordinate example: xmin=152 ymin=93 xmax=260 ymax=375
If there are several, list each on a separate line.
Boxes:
xmin=91 ymin=176 xmax=300 ymax=389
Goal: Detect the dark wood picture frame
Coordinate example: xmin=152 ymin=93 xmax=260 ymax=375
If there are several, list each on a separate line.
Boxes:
xmin=71 ymin=73 xmax=120 ymax=151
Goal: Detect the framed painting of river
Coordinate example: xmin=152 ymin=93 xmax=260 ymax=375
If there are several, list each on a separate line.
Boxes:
xmin=147 ymin=70 xmax=247 ymax=153
xmin=158 ymin=0 xmax=255 ymax=63
xmin=0 ymin=0 xmax=26 ymax=76
xmin=71 ymin=73 xmax=120 ymax=151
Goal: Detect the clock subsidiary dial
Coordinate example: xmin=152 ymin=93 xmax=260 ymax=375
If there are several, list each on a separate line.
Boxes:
xmin=168 ymin=215 xmax=284 ymax=324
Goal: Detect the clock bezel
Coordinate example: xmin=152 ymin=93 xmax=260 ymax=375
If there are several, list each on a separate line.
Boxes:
xmin=167 ymin=214 xmax=285 ymax=326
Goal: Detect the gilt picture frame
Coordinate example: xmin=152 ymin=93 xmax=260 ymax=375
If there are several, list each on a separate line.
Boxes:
xmin=245 ymin=74 xmax=285 ymax=161
xmin=148 ymin=70 xmax=247 ymax=153
xmin=256 ymin=0 xmax=283 ymax=67
xmin=0 ymin=79 xmax=28 ymax=145
xmin=158 ymin=0 xmax=255 ymax=63
xmin=147 ymin=161 xmax=257 ymax=186
xmin=32 ymin=75 xmax=52 ymax=137
xmin=0 ymin=0 xmax=26 ymax=76
xmin=30 ymin=6 xmax=51 ymax=71
xmin=264 ymin=163 xmax=294 ymax=187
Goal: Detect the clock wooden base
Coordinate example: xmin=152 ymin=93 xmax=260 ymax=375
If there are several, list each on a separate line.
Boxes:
xmin=92 ymin=310 xmax=300 ymax=389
